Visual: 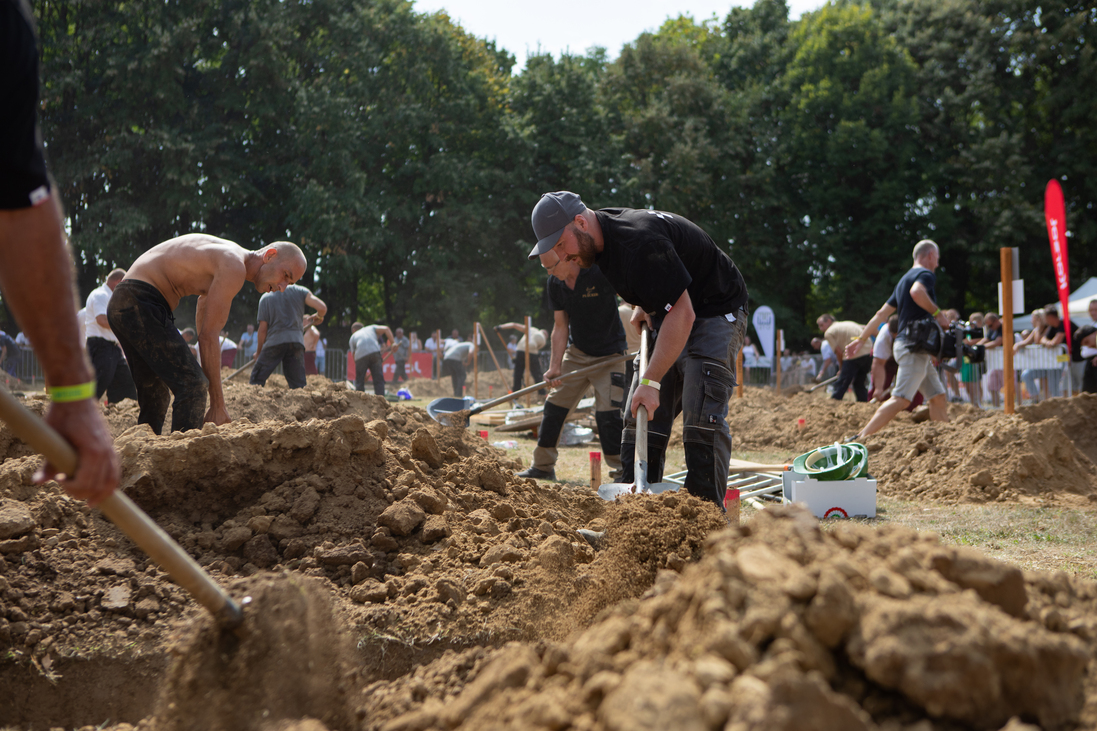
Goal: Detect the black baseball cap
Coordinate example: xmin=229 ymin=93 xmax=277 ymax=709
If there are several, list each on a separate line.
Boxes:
xmin=528 ymin=191 xmax=585 ymax=260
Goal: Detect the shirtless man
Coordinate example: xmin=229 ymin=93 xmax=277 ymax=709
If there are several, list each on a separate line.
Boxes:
xmin=107 ymin=234 xmax=307 ymax=434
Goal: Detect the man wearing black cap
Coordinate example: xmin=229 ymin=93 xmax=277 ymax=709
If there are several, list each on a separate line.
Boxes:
xmin=528 ymin=191 xmax=749 ymax=509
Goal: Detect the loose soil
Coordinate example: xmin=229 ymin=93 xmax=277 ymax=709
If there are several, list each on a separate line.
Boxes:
xmin=2 ymin=379 xmax=1097 ymax=730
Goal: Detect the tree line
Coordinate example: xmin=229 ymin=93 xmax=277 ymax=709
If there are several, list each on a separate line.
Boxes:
xmin=7 ymin=0 xmax=1094 ymax=350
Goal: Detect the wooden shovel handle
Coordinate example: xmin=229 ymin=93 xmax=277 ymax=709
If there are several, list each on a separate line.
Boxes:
xmin=0 ymin=388 xmax=242 ymax=627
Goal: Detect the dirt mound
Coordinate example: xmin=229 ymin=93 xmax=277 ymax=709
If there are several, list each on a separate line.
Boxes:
xmin=724 ymin=390 xmax=1097 ymax=506
xmin=0 ymin=388 xmax=724 ymax=729
xmin=363 ymin=505 xmax=1097 ymax=731
xmin=5 ymin=385 xmax=1097 ymax=729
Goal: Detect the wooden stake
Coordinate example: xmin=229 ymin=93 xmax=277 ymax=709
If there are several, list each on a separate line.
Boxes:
xmin=524 ymin=315 xmax=533 ymax=408
xmin=477 ymin=323 xmax=512 ymax=395
xmin=473 ymin=323 xmax=480 ymax=399
xmin=1001 ymin=248 xmax=1015 ymax=414
xmin=736 ymin=348 xmax=744 ymax=398
xmin=774 ymin=329 xmax=783 ymax=393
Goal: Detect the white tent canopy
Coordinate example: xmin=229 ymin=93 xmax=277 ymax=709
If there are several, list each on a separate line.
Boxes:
xmin=1008 ymin=277 xmax=1097 ymax=332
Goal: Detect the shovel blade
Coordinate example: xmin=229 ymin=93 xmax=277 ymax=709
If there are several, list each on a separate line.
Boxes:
xmin=596 ymin=481 xmax=681 ymax=501
xmin=426 ymin=396 xmax=478 ymax=426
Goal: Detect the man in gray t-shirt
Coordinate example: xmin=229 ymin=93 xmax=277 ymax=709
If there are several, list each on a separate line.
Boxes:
xmin=250 ymin=284 xmax=327 ymax=388
xmin=442 ymin=339 xmax=475 ymax=398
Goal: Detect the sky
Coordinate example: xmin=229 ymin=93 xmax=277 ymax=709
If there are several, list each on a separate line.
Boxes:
xmin=411 ymin=0 xmax=828 ymax=70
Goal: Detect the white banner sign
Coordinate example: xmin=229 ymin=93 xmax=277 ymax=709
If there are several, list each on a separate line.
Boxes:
xmin=752 ymin=306 xmax=776 ymax=361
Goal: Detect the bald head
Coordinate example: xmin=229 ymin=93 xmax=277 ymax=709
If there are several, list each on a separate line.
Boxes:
xmin=254 ymin=241 xmax=307 ymax=294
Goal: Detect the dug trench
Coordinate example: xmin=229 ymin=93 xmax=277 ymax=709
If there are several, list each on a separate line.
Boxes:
xmin=1 ymin=380 xmax=1097 ymax=730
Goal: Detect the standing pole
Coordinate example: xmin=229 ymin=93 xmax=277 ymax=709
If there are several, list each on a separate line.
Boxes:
xmin=473 ymin=323 xmax=480 ymax=399
xmin=477 ymin=323 xmax=512 ymax=395
xmin=736 ymin=348 xmax=744 ymax=398
xmin=1001 ymin=248 xmax=1015 ymax=414
xmin=524 ymin=315 xmax=533 ymax=408
xmin=433 ymin=329 xmax=441 ymax=381
xmin=774 ymin=329 xmax=783 ymax=393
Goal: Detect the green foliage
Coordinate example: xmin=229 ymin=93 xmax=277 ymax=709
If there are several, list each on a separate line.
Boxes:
xmin=27 ymin=0 xmax=1097 ymax=349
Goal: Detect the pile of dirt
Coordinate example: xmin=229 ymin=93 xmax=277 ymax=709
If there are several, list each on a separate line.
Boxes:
xmin=724 ymin=390 xmax=1097 ymax=507
xmin=0 ymin=384 xmax=724 ymax=729
xmin=5 ymin=383 xmax=1097 ymax=729
xmin=362 ymin=505 xmax=1097 ymax=731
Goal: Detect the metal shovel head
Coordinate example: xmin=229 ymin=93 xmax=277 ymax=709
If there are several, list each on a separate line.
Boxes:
xmin=426 ymin=396 xmax=478 ymax=426
xmin=596 ymin=481 xmax=681 ymax=501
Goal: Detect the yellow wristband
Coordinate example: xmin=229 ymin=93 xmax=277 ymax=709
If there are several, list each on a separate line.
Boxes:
xmin=931 ymin=308 xmax=941 ymax=317
xmin=48 ymin=381 xmax=96 ymax=403
xmin=639 ymin=378 xmax=661 ymax=391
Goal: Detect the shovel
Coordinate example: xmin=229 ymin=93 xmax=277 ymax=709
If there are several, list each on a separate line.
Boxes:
xmin=597 ymin=326 xmax=679 ymax=500
xmin=224 ymin=356 xmax=257 ymax=382
xmin=807 ymin=374 xmax=838 ymax=393
xmin=427 ymin=351 xmax=633 ymax=426
xmin=0 ymin=387 xmax=244 ymax=629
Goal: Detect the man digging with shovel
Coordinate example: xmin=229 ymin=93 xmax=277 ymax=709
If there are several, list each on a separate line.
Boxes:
xmin=528 ymin=191 xmax=749 ymax=510
xmin=515 ymin=257 xmax=627 ymax=482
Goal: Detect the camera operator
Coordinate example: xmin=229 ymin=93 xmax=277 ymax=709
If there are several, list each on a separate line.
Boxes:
xmin=843 ymin=240 xmax=950 ymax=441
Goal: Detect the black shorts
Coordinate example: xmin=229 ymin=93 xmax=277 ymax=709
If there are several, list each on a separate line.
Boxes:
xmin=1 ymin=0 xmax=52 ymax=210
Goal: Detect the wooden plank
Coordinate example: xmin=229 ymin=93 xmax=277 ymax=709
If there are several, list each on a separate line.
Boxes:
xmin=728 ymin=458 xmax=790 ymax=473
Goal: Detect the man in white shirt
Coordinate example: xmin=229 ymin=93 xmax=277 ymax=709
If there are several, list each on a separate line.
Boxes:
xmin=349 ymin=322 xmax=394 ymax=395
xmin=85 ymin=268 xmax=137 ymax=402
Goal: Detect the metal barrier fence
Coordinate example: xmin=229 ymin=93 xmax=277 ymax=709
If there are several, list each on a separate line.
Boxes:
xmin=4 ymin=344 xmax=1080 ymax=410
xmin=743 ymin=346 xmax=1080 ymax=409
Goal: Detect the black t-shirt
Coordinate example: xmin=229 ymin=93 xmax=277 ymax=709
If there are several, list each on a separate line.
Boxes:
xmin=594 ymin=208 xmax=748 ymax=320
xmin=546 ymin=265 xmax=626 ymax=357
xmin=984 ymin=325 xmax=1003 ymax=344
xmin=1 ymin=0 xmax=52 ymax=209
xmin=887 ymin=266 xmax=937 ymax=333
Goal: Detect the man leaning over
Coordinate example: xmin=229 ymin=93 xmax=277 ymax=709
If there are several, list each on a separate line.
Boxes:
xmin=250 ymin=283 xmax=326 ymax=389
xmin=85 ymin=267 xmax=139 ymax=404
xmin=108 ymin=235 xmax=308 ymax=434
xmin=817 ymin=313 xmax=873 ymax=402
xmin=516 ymin=258 xmax=627 ymax=482
xmin=527 ymin=191 xmax=748 ymax=510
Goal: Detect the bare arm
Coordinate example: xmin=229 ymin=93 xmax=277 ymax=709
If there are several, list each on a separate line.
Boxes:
xmin=195 ymin=272 xmax=242 ymax=424
xmin=303 ymin=291 xmax=327 ymax=327
xmin=910 ymin=281 xmax=949 ymax=328
xmin=0 ymin=199 xmax=119 ymax=504
xmin=632 ymin=290 xmax=695 ymax=418
xmin=544 ymin=310 xmax=570 ymax=385
xmin=847 ymin=304 xmax=895 ymax=360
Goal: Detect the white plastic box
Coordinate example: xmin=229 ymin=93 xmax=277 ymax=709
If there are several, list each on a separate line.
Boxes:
xmin=781 ymin=471 xmax=877 ymax=519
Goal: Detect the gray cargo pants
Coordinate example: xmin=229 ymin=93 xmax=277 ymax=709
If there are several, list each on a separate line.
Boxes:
xmin=620 ymin=308 xmax=747 ymax=509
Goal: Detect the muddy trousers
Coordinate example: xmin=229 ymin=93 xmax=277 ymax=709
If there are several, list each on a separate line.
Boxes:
xmin=87 ymin=337 xmax=138 ymax=403
xmin=621 ymin=311 xmax=747 ymax=510
xmin=252 ymin=342 xmax=307 ymax=389
xmin=442 ymin=358 xmax=466 ymax=398
xmin=354 ymin=351 xmax=385 ymax=395
xmin=107 ymin=280 xmax=208 ymax=435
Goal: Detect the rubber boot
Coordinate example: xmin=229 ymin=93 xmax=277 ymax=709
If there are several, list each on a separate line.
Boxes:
xmin=530 ymin=401 xmax=570 ymax=472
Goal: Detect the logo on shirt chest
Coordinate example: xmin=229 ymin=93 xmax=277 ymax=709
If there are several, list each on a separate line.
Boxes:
xmin=581 ymin=286 xmax=599 ymax=299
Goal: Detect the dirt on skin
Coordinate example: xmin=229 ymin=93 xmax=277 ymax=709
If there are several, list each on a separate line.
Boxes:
xmin=2 ymin=381 xmax=1097 ymax=730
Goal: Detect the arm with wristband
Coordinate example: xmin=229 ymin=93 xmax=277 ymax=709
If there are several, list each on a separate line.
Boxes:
xmin=0 ymin=198 xmax=120 ymax=505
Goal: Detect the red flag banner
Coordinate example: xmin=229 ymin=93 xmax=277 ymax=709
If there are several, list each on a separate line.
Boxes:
xmin=1044 ymin=180 xmax=1072 ymax=349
